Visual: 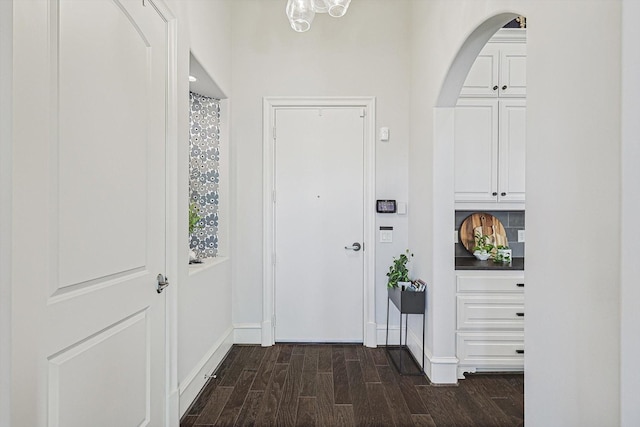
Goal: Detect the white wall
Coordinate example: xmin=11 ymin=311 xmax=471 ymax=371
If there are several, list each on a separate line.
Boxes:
xmin=410 ymin=0 xmax=625 ymax=425
xmin=0 ymin=1 xmax=13 ymax=424
xmin=184 ymin=0 xmax=232 ymax=97
xmin=620 ymin=0 xmax=640 ymax=425
xmin=166 ymin=0 xmax=235 ymax=416
xmin=230 ymin=0 xmax=412 ymax=341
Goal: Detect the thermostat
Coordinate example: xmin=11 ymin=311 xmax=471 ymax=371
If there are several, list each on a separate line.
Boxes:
xmin=376 ymin=200 xmax=396 ymax=213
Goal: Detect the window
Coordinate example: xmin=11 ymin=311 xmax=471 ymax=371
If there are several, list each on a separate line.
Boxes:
xmin=189 ymin=92 xmax=220 ymax=258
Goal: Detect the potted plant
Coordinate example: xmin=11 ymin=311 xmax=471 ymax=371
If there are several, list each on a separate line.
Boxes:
xmin=387 ymin=250 xmax=413 ymax=289
xmin=386 ymin=250 xmax=425 ymax=319
xmin=189 ymin=202 xmax=203 ymax=263
xmin=189 ymin=202 xmax=202 ymax=236
xmin=494 ymin=245 xmax=512 ymax=263
xmin=473 ymin=232 xmax=494 ymax=261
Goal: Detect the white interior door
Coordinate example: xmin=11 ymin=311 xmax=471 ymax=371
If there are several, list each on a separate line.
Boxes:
xmin=274 ymin=107 xmax=365 ymax=342
xmin=12 ymin=1 xmax=169 ymax=425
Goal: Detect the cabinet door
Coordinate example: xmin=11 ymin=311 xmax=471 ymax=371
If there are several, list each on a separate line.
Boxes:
xmin=498 ymin=99 xmax=526 ymax=203
xmin=499 ymin=44 xmax=527 ymax=97
xmin=459 ymin=44 xmax=499 ymax=97
xmin=454 ymin=99 xmax=499 ymax=202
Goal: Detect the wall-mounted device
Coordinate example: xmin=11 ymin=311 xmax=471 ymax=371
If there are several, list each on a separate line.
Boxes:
xmin=376 ymin=200 xmax=397 ymax=213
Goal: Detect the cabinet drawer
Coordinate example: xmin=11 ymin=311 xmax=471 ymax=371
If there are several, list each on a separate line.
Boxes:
xmin=457 ymin=295 xmax=524 ymax=330
xmin=457 ymin=275 xmax=524 ymax=293
xmin=457 ymin=332 xmax=524 ymax=367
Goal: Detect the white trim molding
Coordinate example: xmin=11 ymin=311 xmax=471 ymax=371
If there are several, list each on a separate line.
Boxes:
xmin=406 ymin=326 xmax=459 ymax=385
xmin=234 ymin=323 xmax=262 ymax=344
xmin=376 ymin=323 xmax=458 ymax=384
xmin=0 ymin=1 xmax=12 ymax=424
xmin=178 ymin=326 xmax=233 ymax=417
xmin=262 ymin=96 xmax=377 ymax=348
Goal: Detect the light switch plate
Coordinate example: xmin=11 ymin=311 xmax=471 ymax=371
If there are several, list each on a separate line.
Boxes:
xmin=380 ymin=230 xmax=393 ymax=243
xmin=518 ymin=230 xmax=525 ymax=242
xmin=380 ymin=127 xmax=390 ymax=141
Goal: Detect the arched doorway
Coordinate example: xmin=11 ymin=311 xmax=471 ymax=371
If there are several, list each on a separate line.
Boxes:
xmin=427 ymin=12 xmax=524 ymax=385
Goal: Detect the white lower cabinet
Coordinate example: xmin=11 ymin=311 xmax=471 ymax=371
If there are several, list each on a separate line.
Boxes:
xmin=456 ymin=270 xmax=525 ymax=378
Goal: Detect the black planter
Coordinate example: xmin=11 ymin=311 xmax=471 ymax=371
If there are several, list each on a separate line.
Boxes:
xmin=387 ymin=286 xmax=426 ymax=314
xmin=386 ymin=286 xmax=427 ymax=376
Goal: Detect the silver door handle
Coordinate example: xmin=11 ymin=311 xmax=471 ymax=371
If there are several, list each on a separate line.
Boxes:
xmin=157 ymin=274 xmax=169 ymax=294
xmin=345 ymin=242 xmax=362 ymax=251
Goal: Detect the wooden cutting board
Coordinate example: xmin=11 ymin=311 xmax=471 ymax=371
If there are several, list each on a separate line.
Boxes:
xmin=459 ymin=213 xmax=508 ymax=254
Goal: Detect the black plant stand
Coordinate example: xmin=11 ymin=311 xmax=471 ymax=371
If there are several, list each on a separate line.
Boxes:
xmin=385 ymin=287 xmax=426 ymax=375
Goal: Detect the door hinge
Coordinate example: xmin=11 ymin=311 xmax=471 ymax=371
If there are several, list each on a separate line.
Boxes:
xmin=272 ymin=127 xmax=276 ymax=140
xmin=360 ymin=109 xmax=366 ymax=118
xmin=272 ymin=315 xmax=276 ymax=327
xmin=272 ymin=252 xmax=276 ymax=265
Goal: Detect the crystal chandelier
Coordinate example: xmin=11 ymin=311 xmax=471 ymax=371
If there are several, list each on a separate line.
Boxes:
xmin=285 ymin=0 xmax=352 ymax=32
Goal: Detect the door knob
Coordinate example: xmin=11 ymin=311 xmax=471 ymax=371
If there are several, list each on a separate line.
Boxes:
xmin=157 ymin=274 xmax=169 ymax=294
xmin=492 ymin=85 xmax=498 ymax=91
xmin=502 ymin=85 xmax=508 ymax=90
xmin=345 ymin=242 xmax=362 ymax=251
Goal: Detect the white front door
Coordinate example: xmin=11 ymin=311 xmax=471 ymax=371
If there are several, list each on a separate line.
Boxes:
xmin=12 ymin=1 xmax=170 ymax=425
xmin=274 ymin=107 xmax=365 ymax=342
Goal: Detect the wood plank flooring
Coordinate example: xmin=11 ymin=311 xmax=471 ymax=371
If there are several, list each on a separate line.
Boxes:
xmin=181 ymin=344 xmax=524 ymax=427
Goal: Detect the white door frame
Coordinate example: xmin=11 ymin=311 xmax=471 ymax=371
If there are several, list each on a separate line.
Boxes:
xmin=0 ymin=1 xmax=13 ymax=423
xmin=154 ymin=0 xmax=180 ymax=424
xmin=262 ymin=97 xmax=377 ymax=347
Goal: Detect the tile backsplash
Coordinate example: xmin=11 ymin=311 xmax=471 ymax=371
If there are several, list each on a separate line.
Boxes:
xmin=455 ymin=210 xmax=525 ymax=258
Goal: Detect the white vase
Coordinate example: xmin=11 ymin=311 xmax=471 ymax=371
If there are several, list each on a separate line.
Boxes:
xmin=495 ymin=248 xmax=512 ymax=263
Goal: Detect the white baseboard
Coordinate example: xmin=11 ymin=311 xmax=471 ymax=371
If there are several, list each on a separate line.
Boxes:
xmin=179 ymin=326 xmax=234 ymax=417
xmin=376 ymin=324 xmax=403 ymax=346
xmin=168 ymin=388 xmax=180 ymax=427
xmin=261 ymin=320 xmax=273 ymax=346
xmin=406 ymin=327 xmax=458 ymax=384
xmin=377 ymin=323 xmax=458 ymax=384
xmin=233 ymin=322 xmax=262 ymax=344
xmin=365 ymin=321 xmax=377 ymax=347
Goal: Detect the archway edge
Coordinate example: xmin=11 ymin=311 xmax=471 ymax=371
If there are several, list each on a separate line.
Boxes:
xmin=436 ymin=12 xmax=521 ymax=107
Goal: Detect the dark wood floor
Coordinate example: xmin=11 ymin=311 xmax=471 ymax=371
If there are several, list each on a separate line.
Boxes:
xmin=181 ymin=344 xmax=524 ymax=427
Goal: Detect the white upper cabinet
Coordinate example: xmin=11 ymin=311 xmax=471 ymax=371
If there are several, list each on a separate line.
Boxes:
xmin=454 ymin=99 xmax=499 ymax=203
xmin=455 ymin=29 xmax=526 ymax=209
xmin=460 ymin=29 xmax=526 ymax=98
xmin=498 ymin=99 xmax=526 ymax=203
xmin=459 ymin=45 xmax=501 ymax=97
xmin=455 ymin=99 xmax=526 ymax=206
xmin=498 ymin=45 xmax=527 ymax=97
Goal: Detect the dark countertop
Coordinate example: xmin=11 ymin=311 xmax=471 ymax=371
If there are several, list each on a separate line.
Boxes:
xmin=455 ymin=257 xmax=524 ymax=271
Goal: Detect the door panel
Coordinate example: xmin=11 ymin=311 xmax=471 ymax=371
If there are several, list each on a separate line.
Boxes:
xmin=454 ymin=99 xmax=499 ymax=202
xmin=274 ymin=108 xmax=364 ymax=342
xmin=48 ymin=312 xmax=149 ymax=427
xmin=499 ymin=45 xmax=527 ymax=97
xmin=499 ymin=99 xmax=526 ymax=202
xmin=57 ymin=0 xmax=155 ymax=288
xmin=12 ymin=1 xmax=168 ymax=425
xmin=460 ymin=44 xmax=499 ymax=97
